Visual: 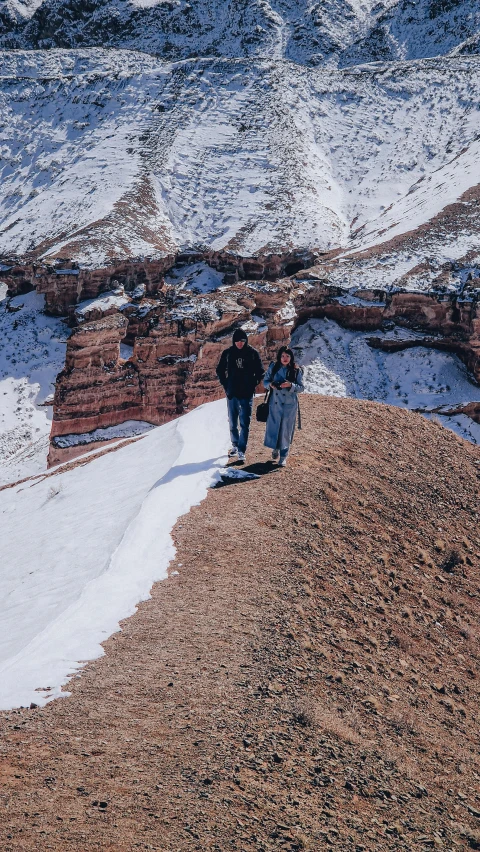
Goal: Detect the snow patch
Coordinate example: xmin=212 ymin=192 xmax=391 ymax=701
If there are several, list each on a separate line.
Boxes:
xmin=0 ymin=399 xmax=230 ymax=710
xmin=241 ymin=313 xmax=268 ymax=334
xmin=165 ymin=262 xmax=225 ymax=294
xmin=52 ymin=420 xmax=155 ymax=448
xmin=120 ymin=342 xmax=134 ymax=360
xmin=277 ymin=299 xmax=297 ymax=322
xmin=74 ymin=290 xmax=130 ymax=322
xmin=292 ymin=317 xmax=480 ymax=443
xmin=0 ymin=291 xmax=67 ymax=486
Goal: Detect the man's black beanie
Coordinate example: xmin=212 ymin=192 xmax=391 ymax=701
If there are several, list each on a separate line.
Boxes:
xmin=232 ymin=328 xmax=248 ymax=343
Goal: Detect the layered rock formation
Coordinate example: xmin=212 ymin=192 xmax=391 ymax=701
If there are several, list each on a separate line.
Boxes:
xmin=44 ymin=251 xmax=480 ymax=466
xmin=4 ymin=236 xmax=480 ymax=466
xmin=2 ymin=249 xmax=315 ymax=315
xmin=2 ymin=256 xmax=175 ymax=314
xmin=47 ymin=274 xmax=301 ymax=465
xmin=297 ymin=274 xmax=480 ymax=381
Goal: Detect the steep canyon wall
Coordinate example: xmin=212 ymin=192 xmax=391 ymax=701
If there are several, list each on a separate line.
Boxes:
xmin=3 ymin=254 xmax=480 ymax=466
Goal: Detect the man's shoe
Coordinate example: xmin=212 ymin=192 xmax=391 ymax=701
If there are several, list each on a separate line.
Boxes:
xmin=228 ymin=447 xmax=238 ymax=458
xmin=278 ymin=458 xmax=287 ymax=467
xmin=272 ymin=450 xmax=279 ymax=461
xmin=237 ymin=451 xmax=246 ymax=462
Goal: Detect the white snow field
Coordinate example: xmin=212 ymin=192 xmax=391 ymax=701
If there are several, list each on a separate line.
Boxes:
xmin=0 ymin=289 xmax=67 ymax=486
xmin=1 ymin=51 xmax=480 ymax=267
xmin=292 ymin=318 xmax=480 ymax=444
xmin=165 ymin=261 xmax=225 ymax=294
xmin=0 ymin=398 xmax=230 ymax=710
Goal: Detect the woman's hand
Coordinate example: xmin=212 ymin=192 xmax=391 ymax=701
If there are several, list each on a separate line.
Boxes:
xmin=280 ymin=381 xmax=292 ymax=389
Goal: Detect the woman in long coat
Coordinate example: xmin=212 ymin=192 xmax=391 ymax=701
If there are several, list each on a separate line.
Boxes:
xmin=263 ymin=346 xmax=304 ymax=467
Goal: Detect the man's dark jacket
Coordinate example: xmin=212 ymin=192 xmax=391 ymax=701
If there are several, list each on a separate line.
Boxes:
xmin=216 ymin=344 xmax=265 ymax=400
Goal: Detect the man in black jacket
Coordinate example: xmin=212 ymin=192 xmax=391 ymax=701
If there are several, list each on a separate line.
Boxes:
xmin=216 ymin=328 xmax=264 ymax=462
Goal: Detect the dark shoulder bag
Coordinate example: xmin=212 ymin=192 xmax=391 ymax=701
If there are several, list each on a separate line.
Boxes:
xmin=256 ymin=361 xmax=279 ymax=423
xmin=256 ymin=389 xmax=271 ymax=423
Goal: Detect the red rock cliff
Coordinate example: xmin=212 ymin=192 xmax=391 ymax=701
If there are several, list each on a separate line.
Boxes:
xmin=47 ymin=279 xmax=302 ymax=465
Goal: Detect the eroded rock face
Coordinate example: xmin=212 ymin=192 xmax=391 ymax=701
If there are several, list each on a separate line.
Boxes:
xmin=50 ymin=314 xmax=141 ymax=445
xmin=0 ymin=263 xmax=36 ymax=296
xmin=2 ymin=249 xmax=314 ymax=315
xmin=11 ymin=251 xmax=477 ymax=466
xmin=294 ymin=276 xmax=480 ymax=376
xmin=47 ymin=279 xmax=303 ymax=465
xmin=4 ymin=257 xmax=175 ymax=314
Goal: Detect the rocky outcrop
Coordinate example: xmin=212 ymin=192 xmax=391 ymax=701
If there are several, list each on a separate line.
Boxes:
xmin=50 ymin=314 xmax=141 ymax=442
xmin=49 ymin=268 xmax=480 ymax=465
xmin=5 ymin=248 xmax=474 ymax=466
xmin=307 ymin=290 xmax=480 ymax=382
xmin=295 ymin=279 xmax=477 ymax=336
xmin=47 ymin=279 xmax=303 ymax=465
xmin=197 ymin=248 xmax=317 ymax=283
xmin=0 ymin=262 xmax=37 ymax=296
xmin=3 ymin=256 xmax=175 ymax=314
xmin=294 ymin=277 xmax=480 ymax=375
xmin=1 ymin=249 xmax=316 ymax=315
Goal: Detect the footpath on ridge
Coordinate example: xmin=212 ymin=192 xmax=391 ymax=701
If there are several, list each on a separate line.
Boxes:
xmin=1 ymin=396 xmax=479 ymax=851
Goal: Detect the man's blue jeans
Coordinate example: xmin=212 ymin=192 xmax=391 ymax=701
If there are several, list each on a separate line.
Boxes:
xmin=227 ymin=396 xmax=253 ymax=454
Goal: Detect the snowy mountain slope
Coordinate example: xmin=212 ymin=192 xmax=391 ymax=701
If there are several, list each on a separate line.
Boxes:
xmin=340 ymin=0 xmax=480 ymax=67
xmin=1 ymin=51 xmax=479 ymax=266
xmin=0 ymin=288 xmax=66 ymax=485
xmin=1 ymin=0 xmax=479 ymax=68
xmin=0 ymin=398 xmax=229 ymax=710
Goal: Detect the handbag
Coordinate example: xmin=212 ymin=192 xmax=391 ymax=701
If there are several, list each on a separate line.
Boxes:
xmin=256 ymin=389 xmax=271 ymax=423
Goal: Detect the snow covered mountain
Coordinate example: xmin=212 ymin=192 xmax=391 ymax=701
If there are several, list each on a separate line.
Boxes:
xmin=1 ymin=0 xmax=479 ymax=66
xmin=1 ymin=49 xmax=480 ymax=267
xmin=1 ymin=1 xmax=479 ymax=267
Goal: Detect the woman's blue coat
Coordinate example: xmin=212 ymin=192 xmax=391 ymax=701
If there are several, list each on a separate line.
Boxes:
xmin=263 ymin=362 xmax=304 ymax=450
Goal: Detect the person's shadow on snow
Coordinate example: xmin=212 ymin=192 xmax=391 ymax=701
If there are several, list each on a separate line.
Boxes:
xmin=150 ymin=458 xmax=223 ymax=491
xmin=150 ymin=458 xmax=280 ymax=493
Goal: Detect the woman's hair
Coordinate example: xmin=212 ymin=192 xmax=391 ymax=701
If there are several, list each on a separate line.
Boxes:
xmin=274 ymin=346 xmax=298 ymax=383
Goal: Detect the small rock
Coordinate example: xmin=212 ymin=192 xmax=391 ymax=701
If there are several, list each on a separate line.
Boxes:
xmin=468 ymin=804 xmax=480 ymax=818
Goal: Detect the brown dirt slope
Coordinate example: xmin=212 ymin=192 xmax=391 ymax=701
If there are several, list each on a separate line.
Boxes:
xmin=1 ymin=396 xmax=479 ymax=851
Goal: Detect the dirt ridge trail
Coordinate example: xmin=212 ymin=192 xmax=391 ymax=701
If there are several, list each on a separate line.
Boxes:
xmin=1 ymin=396 xmax=479 ymax=851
